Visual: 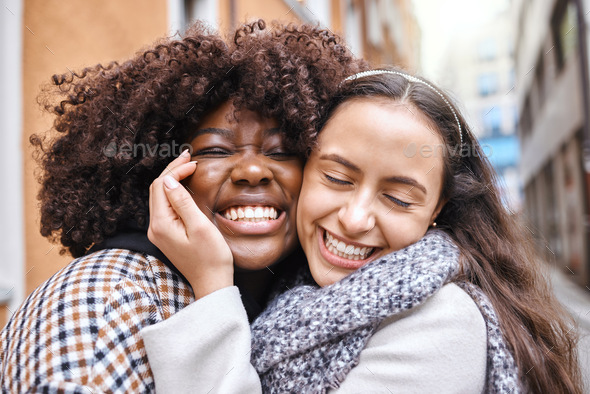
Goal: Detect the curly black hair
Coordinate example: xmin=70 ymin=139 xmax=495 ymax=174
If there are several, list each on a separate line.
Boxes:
xmin=30 ymin=20 xmax=367 ymax=258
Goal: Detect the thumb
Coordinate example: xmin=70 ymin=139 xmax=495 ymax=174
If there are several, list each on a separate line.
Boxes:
xmin=162 ymin=175 xmax=209 ymax=233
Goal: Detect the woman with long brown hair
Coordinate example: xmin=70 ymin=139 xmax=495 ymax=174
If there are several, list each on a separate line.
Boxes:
xmin=144 ymin=68 xmax=582 ymax=393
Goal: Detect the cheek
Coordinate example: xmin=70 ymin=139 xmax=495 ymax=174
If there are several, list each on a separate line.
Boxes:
xmin=297 ymin=179 xmax=332 ymax=232
xmin=279 ymin=163 xmax=304 ymax=199
xmin=182 ymin=163 xmax=227 ymax=212
xmin=381 ymin=212 xmax=432 ymax=249
xmin=184 ymin=162 xmax=227 ymax=190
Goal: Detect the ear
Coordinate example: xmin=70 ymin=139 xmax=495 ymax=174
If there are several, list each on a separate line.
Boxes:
xmin=430 ymin=198 xmax=448 ymax=223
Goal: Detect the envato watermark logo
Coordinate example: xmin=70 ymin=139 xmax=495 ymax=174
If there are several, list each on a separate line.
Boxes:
xmin=403 ymin=142 xmax=493 ymax=159
xmin=103 ymin=141 xmax=193 ymax=158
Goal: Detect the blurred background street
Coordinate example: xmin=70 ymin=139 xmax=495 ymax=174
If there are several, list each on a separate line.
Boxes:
xmin=550 ymin=265 xmax=590 ymax=389
xmin=1 ymin=0 xmax=589 ymax=388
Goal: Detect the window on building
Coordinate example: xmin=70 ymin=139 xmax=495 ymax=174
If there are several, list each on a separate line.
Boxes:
xmin=477 ymin=73 xmax=499 ymax=96
xmin=551 ymin=0 xmax=579 ymax=71
xmin=478 ymin=38 xmax=497 ymax=61
xmin=482 ymin=106 xmax=502 ymax=137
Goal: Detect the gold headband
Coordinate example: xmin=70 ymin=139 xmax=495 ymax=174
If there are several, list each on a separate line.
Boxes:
xmin=343 ymin=70 xmax=463 ymax=145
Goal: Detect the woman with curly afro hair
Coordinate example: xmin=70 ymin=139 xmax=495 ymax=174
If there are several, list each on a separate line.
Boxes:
xmin=0 ymin=20 xmax=366 ymax=392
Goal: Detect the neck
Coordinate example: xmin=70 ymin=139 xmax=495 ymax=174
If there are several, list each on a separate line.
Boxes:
xmin=233 ymin=247 xmax=306 ymax=305
xmin=234 ymin=268 xmax=274 ymax=305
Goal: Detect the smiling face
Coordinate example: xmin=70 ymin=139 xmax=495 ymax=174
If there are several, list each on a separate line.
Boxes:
xmin=297 ymin=98 xmax=446 ymax=287
xmin=185 ymin=101 xmax=303 ymax=271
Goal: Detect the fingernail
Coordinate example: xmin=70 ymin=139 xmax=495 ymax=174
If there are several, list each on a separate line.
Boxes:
xmin=189 ymin=160 xmax=198 ymax=164
xmin=180 ymin=149 xmax=190 ymax=157
xmin=163 ymin=175 xmax=180 ymax=189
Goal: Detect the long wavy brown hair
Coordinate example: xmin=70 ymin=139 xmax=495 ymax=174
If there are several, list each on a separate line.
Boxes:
xmin=31 ymin=20 xmax=367 ymax=258
xmin=327 ymin=68 xmax=582 ymax=393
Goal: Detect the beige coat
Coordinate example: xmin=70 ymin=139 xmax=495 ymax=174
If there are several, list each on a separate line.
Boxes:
xmin=141 ymin=283 xmax=487 ymax=393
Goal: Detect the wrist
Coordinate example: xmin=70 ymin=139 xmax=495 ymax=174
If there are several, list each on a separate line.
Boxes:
xmin=189 ymin=267 xmax=234 ymax=299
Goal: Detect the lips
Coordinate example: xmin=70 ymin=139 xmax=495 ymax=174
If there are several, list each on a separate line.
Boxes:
xmin=318 ymin=227 xmax=380 ymax=270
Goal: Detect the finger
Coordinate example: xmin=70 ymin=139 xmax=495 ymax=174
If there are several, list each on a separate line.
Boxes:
xmin=163 ymin=175 xmax=210 ymax=234
xmin=150 ymin=177 xmax=171 ymax=218
xmin=159 ymin=149 xmax=195 ymax=180
xmin=161 ymin=161 xmax=197 ymax=183
xmin=149 ymin=180 xmax=177 ymax=247
xmin=151 ymin=159 xmax=197 ymax=222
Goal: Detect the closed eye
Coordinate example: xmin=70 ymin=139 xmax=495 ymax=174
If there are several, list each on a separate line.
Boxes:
xmin=325 ymin=174 xmax=351 ymax=185
xmin=193 ymin=148 xmax=232 ymax=157
xmin=385 ymin=194 xmax=411 ymax=208
xmin=265 ymin=149 xmax=296 ymax=160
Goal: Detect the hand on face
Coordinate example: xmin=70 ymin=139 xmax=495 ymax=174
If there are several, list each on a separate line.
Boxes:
xmin=148 ymin=150 xmax=234 ymax=299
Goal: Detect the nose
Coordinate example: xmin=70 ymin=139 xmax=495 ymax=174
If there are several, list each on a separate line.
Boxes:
xmin=337 ymin=192 xmax=376 ymax=234
xmin=230 ymin=153 xmax=274 ymax=186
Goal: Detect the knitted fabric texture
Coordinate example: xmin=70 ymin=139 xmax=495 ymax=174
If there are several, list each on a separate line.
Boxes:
xmin=250 ymin=230 xmax=521 ymax=393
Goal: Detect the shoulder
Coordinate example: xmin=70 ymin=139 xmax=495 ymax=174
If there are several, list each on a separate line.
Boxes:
xmin=370 ymin=282 xmax=486 ymax=345
xmin=336 ymin=283 xmax=487 ymax=393
xmin=0 ymin=248 xmax=192 ymax=392
xmin=3 ymin=248 xmax=191 ymax=333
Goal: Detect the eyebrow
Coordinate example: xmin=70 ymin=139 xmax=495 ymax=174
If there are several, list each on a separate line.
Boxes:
xmin=186 ymin=127 xmax=281 ymax=142
xmin=386 ymin=175 xmax=427 ymax=195
xmin=319 ymin=153 xmax=361 ymax=172
xmin=319 ymin=153 xmax=428 ymax=195
xmin=186 ymin=127 xmax=231 ymax=142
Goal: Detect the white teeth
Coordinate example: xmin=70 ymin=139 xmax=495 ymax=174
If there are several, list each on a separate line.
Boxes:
xmin=254 ymin=207 xmax=263 ymax=218
xmin=221 ymin=206 xmax=279 ymax=222
xmin=324 ymin=231 xmax=374 ymax=261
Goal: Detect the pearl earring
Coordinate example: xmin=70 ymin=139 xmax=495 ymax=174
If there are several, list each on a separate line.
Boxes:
xmin=432 ymin=222 xmax=437 ymax=227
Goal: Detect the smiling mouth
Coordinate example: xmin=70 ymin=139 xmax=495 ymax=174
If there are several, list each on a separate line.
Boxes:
xmin=323 ymin=229 xmax=376 ymax=261
xmin=221 ymin=206 xmax=280 ymax=222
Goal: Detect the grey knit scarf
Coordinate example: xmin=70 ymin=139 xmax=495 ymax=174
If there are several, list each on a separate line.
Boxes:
xmin=250 ymin=230 xmax=521 ymax=393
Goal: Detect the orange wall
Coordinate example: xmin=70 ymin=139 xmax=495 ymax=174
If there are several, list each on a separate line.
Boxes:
xmin=236 ymin=0 xmax=302 ymax=27
xmin=23 ymin=0 xmax=168 ymax=294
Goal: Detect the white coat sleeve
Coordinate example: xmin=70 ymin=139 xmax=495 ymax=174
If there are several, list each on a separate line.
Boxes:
xmin=141 ymin=286 xmax=262 ymax=394
xmin=332 ymin=283 xmax=488 ymax=394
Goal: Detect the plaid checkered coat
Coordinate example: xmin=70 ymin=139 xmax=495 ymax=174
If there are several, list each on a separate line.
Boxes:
xmin=0 ymin=248 xmax=194 ymax=393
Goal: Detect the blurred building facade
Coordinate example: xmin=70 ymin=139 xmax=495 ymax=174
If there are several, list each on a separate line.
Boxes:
xmin=440 ymin=6 xmax=521 ymax=211
xmin=177 ymin=0 xmax=421 ymax=69
xmin=514 ymin=0 xmax=590 ymax=285
xmin=0 ymin=0 xmax=420 ymax=328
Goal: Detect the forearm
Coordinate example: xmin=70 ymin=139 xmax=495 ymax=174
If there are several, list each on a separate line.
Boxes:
xmin=141 ymin=286 xmax=262 ymax=394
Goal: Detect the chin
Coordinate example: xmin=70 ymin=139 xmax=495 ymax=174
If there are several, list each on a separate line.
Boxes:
xmin=233 ymin=250 xmax=288 ymax=272
xmin=309 ymin=264 xmax=346 ymax=287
